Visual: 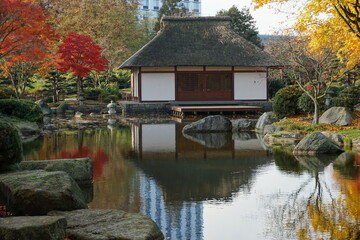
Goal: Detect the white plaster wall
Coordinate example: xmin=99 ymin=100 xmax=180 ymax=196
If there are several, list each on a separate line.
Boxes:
xmin=142 ymin=124 xmax=176 ymax=152
xmin=234 ymin=72 xmax=267 ymax=100
xmin=141 ymin=73 xmax=175 ymax=101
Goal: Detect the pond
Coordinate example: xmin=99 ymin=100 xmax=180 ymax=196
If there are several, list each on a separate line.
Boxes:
xmin=24 ymin=121 xmax=360 ymax=240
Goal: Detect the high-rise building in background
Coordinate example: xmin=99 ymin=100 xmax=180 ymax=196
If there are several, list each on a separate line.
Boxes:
xmin=138 ymin=0 xmax=201 ymax=19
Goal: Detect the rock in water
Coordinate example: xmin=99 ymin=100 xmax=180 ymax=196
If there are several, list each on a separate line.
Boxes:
xmin=321 ymin=131 xmax=345 ymax=147
xmin=231 ymin=119 xmax=258 ymax=131
xmin=49 ymin=209 xmax=164 ymax=240
xmin=0 ymin=216 xmax=66 ymax=240
xmin=319 ymin=107 xmax=356 ymax=126
xmin=293 ymin=132 xmax=344 ymax=155
xmin=0 ymin=170 xmax=87 ymax=215
xmin=19 ymin=158 xmax=93 ymax=182
xmin=255 ymin=112 xmax=278 ymax=133
xmin=182 ymin=115 xmax=232 ymax=133
xmin=35 ymin=99 xmax=52 ymax=115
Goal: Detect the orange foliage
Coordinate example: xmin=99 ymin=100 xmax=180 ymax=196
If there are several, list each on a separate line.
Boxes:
xmin=0 ymin=0 xmax=59 ymax=73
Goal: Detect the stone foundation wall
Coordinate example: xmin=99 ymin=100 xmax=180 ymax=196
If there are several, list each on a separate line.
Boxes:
xmin=120 ymin=102 xmax=171 ymax=114
xmin=119 ymin=101 xmax=273 ymax=115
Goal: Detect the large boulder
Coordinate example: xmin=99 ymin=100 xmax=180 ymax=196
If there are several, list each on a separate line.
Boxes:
xmin=0 ymin=121 xmax=22 ymax=171
xmin=263 ymin=124 xmax=280 ymax=135
xmin=0 ymin=170 xmax=87 ymax=215
xmin=0 ymin=216 xmax=66 ymax=240
xmin=263 ymin=132 xmax=301 ymax=147
xmin=19 ymin=158 xmax=93 ymax=182
xmin=19 ymin=158 xmax=94 ymax=203
xmin=35 ymin=99 xmax=52 ymax=115
xmin=48 ymin=209 xmax=164 ymax=240
xmin=13 ymin=121 xmax=40 ymax=142
xmin=231 ymin=119 xmax=257 ymax=131
xmin=319 ymin=107 xmax=356 ymax=126
xmin=255 ymin=112 xmax=278 ymax=133
xmin=293 ymin=132 xmax=344 ymax=156
xmin=182 ymin=115 xmax=232 ymax=133
xmin=321 ymin=131 xmax=345 ymax=147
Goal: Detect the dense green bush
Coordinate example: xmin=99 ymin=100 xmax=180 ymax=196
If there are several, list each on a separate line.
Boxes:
xmin=268 ymin=79 xmax=285 ymax=99
xmin=0 ymin=99 xmax=43 ymax=122
xmin=332 ymin=86 xmax=360 ymax=110
xmin=84 ymin=88 xmax=102 ymax=100
xmin=273 ymin=85 xmax=302 ymax=118
xmin=298 ymin=92 xmax=325 ymax=114
xmin=0 ymin=120 xmax=22 ymax=170
xmin=0 ymin=86 xmax=15 ymax=99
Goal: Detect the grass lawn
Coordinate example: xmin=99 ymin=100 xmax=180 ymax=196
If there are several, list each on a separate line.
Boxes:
xmin=274 ymin=110 xmax=360 ymax=137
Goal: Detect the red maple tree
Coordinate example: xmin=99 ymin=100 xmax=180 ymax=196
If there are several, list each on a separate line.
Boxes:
xmin=57 ymin=32 xmax=108 ymax=104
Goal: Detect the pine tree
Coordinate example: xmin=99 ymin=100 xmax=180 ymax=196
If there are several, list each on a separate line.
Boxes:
xmin=217 ymin=6 xmax=263 ymax=49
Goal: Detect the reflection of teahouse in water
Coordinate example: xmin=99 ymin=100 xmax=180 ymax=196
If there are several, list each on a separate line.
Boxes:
xmin=129 ymin=123 xmax=272 ymax=201
xmin=129 ymin=122 xmax=272 ymax=239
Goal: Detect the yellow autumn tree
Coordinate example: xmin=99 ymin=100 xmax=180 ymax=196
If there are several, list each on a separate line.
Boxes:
xmin=252 ymin=0 xmax=360 ymax=70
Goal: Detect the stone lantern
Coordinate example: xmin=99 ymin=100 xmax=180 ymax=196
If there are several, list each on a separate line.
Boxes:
xmin=107 ymin=101 xmax=117 ymax=114
xmin=325 ymin=90 xmax=334 ymax=107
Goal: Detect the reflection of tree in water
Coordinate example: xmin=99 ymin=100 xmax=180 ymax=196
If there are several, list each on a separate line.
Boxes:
xmin=23 ymin=126 xmax=141 ymax=212
xmin=268 ymin=153 xmax=360 ymax=240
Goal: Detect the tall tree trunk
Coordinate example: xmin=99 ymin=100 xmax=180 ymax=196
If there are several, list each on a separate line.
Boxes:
xmin=313 ymin=99 xmax=320 ymax=125
xmin=77 ymin=76 xmax=84 ymax=106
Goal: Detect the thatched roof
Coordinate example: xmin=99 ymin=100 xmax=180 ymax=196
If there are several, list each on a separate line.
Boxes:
xmin=120 ymin=16 xmax=281 ymax=68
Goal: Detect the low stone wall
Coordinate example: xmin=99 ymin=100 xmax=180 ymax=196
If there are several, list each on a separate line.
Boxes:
xmin=119 ymin=102 xmax=171 ymax=115
xmin=119 ymin=101 xmax=272 ymax=115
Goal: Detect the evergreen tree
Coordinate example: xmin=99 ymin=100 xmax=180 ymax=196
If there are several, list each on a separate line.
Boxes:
xmin=217 ymin=6 xmax=263 ymax=49
xmin=154 ymin=0 xmax=190 ymax=32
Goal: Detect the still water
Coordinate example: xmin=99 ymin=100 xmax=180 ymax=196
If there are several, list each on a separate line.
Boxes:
xmin=24 ymin=121 xmax=360 ymax=240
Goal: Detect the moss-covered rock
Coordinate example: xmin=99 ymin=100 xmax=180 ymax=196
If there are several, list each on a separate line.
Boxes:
xmin=0 ymin=121 xmax=22 ymax=171
xmin=0 ymin=99 xmax=43 ymax=122
xmin=49 ymin=209 xmax=164 ymax=240
xmin=0 ymin=216 xmax=66 ymax=240
xmin=19 ymin=158 xmax=93 ymax=182
xmin=293 ymin=132 xmax=344 ymax=156
xmin=0 ymin=170 xmax=87 ymax=215
xmin=182 ymin=115 xmax=232 ymax=133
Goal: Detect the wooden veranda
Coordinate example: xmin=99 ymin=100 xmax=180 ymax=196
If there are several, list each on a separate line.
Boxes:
xmin=171 ymin=105 xmax=262 ymax=118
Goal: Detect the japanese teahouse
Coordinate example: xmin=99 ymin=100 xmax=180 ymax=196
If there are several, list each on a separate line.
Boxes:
xmin=120 ymin=16 xmax=281 ymax=103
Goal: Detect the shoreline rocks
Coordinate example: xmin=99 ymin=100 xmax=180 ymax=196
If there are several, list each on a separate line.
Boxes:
xmin=255 ymin=112 xmax=278 ymax=133
xmin=49 ymin=209 xmax=165 ymax=240
xmin=293 ymin=132 xmax=344 ymax=156
xmin=0 ymin=170 xmax=87 ymax=215
xmin=183 ymin=115 xmax=232 ymax=133
xmin=0 ymin=216 xmax=66 ymax=240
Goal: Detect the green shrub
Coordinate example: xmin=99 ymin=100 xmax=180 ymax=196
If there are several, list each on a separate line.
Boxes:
xmin=0 ymin=120 xmax=23 ymax=170
xmin=0 ymin=86 xmax=15 ymax=99
xmin=273 ymin=85 xmax=302 ymax=118
xmin=84 ymin=88 xmax=102 ymax=100
xmin=268 ymin=79 xmax=284 ymax=99
xmin=0 ymin=99 xmax=43 ymax=122
xmin=298 ymin=93 xmax=325 ymax=114
xmin=332 ymin=86 xmax=360 ymax=110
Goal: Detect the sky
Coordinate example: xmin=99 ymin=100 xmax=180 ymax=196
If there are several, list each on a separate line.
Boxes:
xmin=201 ymin=0 xmax=296 ymax=35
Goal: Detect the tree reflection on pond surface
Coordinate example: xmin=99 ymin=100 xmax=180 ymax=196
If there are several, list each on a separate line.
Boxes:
xmin=24 ymin=122 xmax=360 ymax=240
